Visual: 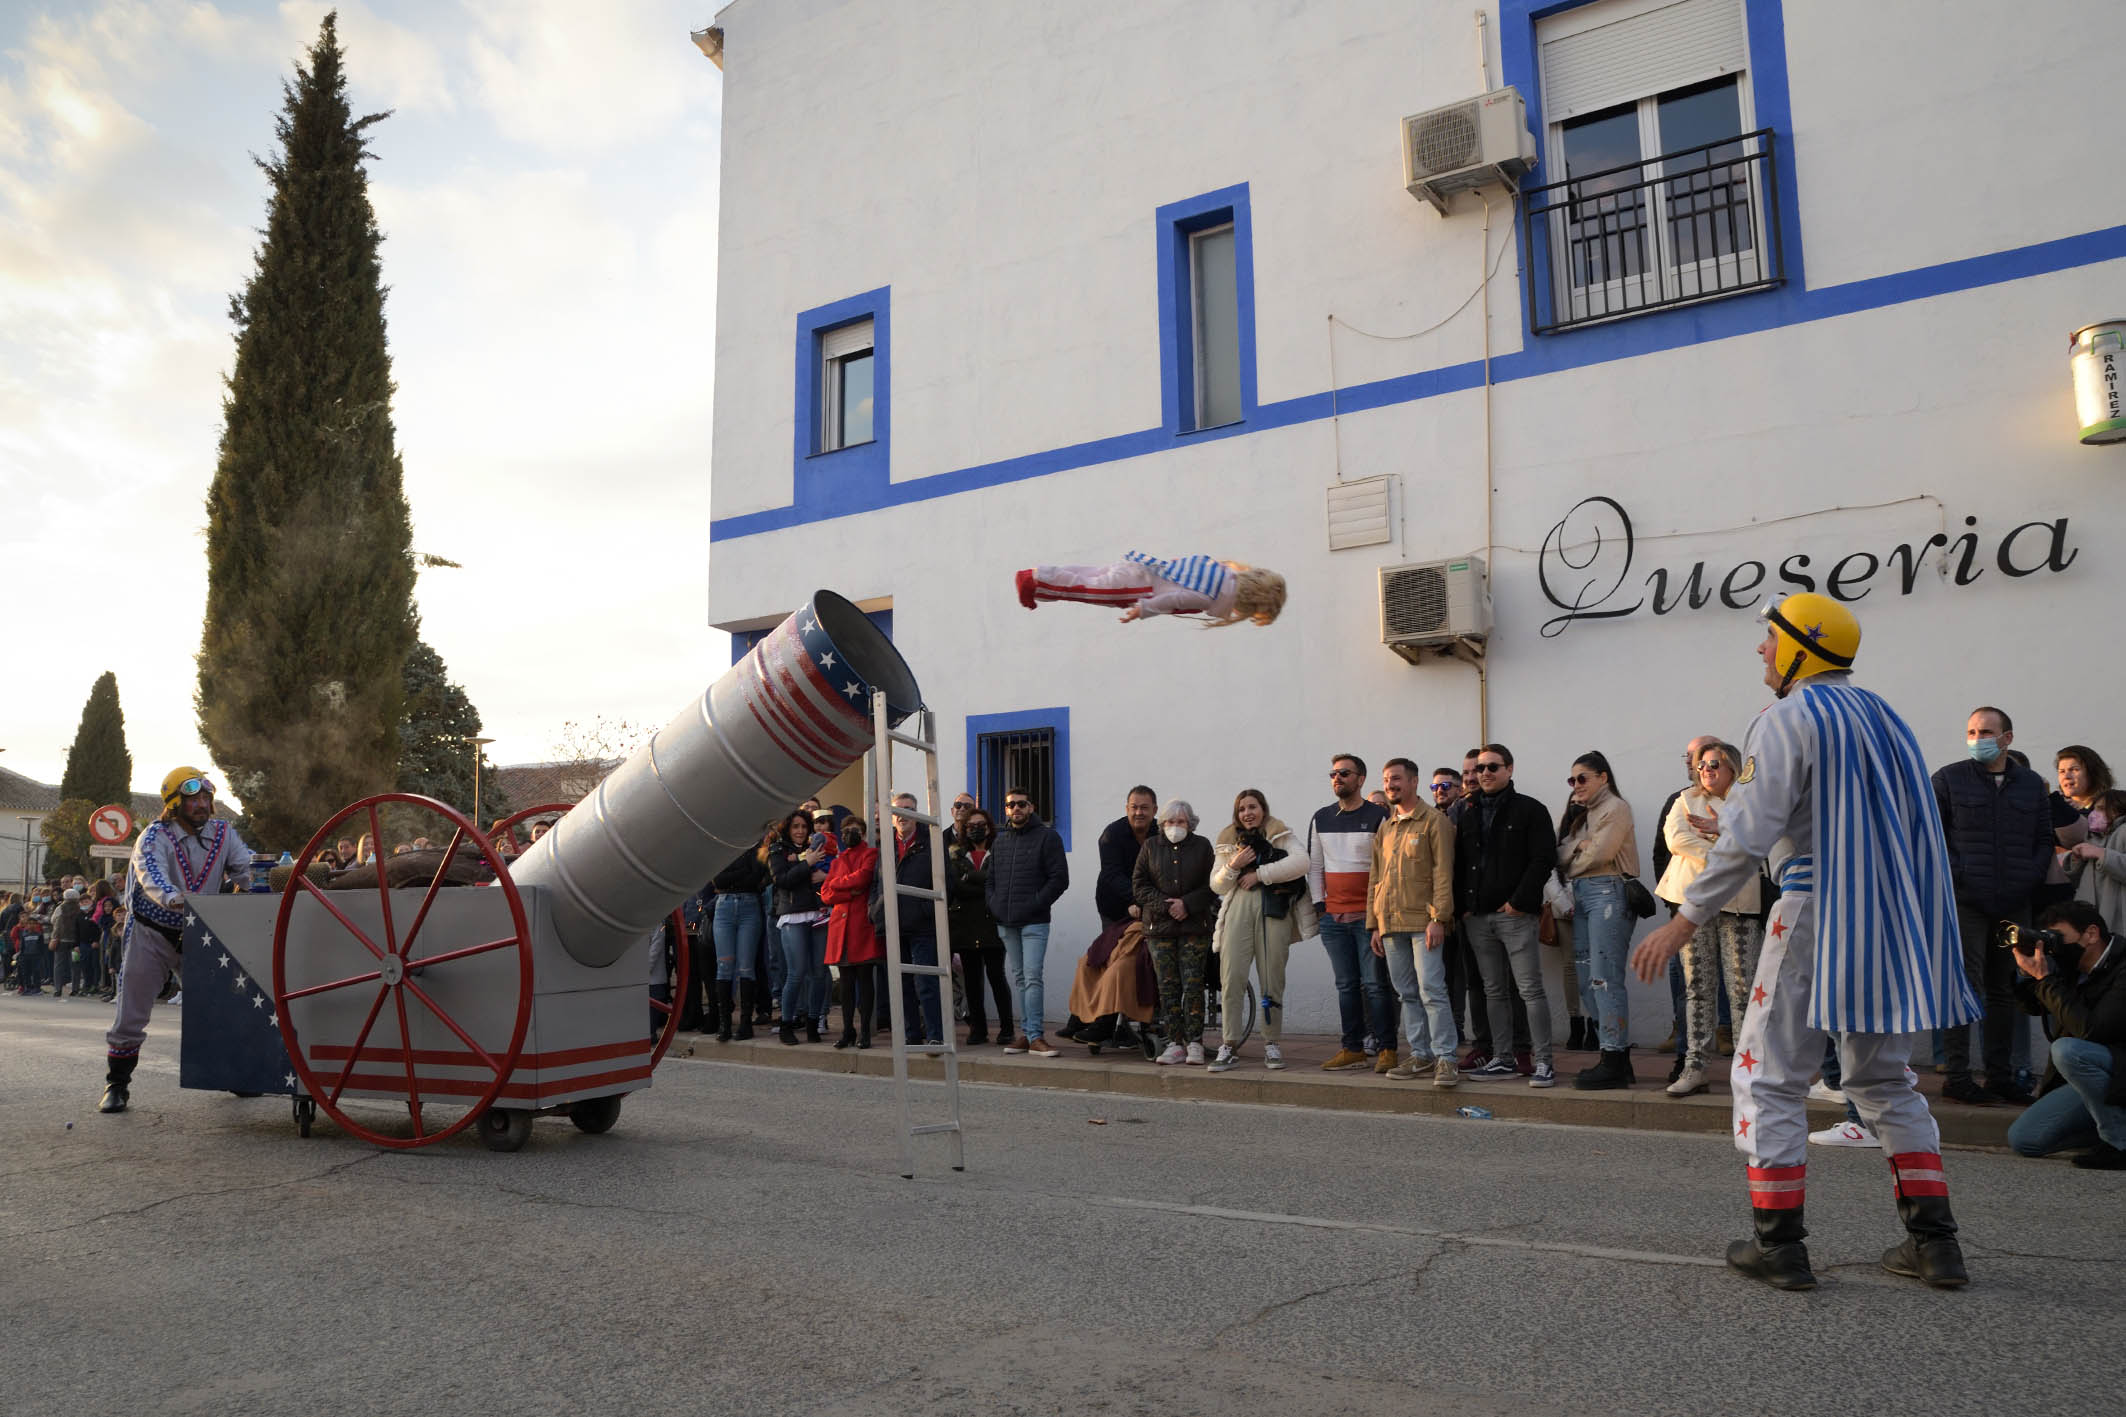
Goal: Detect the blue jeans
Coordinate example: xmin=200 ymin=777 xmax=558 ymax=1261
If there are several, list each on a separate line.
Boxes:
xmin=1572 ymin=876 xmax=1633 ymax=1051
xmin=901 ymin=931 xmax=943 ymax=1041
xmin=778 ymin=919 xmax=827 ymax=1021
xmin=712 ymin=893 xmax=763 ymax=982
xmin=2007 ymin=1038 xmax=2126 ymax=1155
xmin=998 ymin=922 xmax=1050 ymax=1041
xmin=1383 ymin=932 xmax=1458 ymax=1060
xmin=1319 ymin=916 xmax=1394 ymax=1052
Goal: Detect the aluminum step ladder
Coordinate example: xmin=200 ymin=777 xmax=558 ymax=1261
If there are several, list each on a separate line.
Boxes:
xmin=871 ymin=691 xmax=966 ymax=1178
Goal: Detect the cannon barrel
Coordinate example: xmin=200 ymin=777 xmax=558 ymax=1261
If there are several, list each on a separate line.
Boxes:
xmin=510 ymin=590 xmax=921 ymax=968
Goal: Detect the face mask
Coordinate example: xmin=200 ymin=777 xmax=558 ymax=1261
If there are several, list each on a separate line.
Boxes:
xmin=1163 ymin=823 xmax=1188 ymax=844
xmin=965 ymin=825 xmax=988 ymax=843
xmin=2089 ymin=811 xmax=2110 ymax=835
xmin=1968 ymin=738 xmax=2002 ymax=764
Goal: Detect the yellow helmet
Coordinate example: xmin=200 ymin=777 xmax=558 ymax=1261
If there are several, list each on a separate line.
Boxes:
xmin=160 ymin=766 xmax=215 ymax=810
xmin=1761 ymin=593 xmax=1860 ymax=694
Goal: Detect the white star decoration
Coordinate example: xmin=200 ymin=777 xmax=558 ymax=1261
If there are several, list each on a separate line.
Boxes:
xmin=284 ymin=1073 xmax=297 ymax=1088
xmin=842 ymin=681 xmax=861 ymax=699
xmin=251 ymin=993 xmax=267 ymax=1010
xmin=217 ymin=951 xmax=232 ymax=969
xmin=819 ymin=651 xmax=836 ymax=669
xmin=184 ymin=911 xmax=197 ymax=927
xmin=231 ymin=975 xmax=247 ymax=994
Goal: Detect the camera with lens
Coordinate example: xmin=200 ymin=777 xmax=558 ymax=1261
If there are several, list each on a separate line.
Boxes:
xmin=1992 ymin=920 xmax=2082 ymax=976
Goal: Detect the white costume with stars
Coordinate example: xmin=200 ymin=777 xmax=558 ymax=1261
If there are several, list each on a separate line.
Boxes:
xmin=107 ymin=815 xmax=255 ymax=1066
xmin=1026 ymin=553 xmax=1238 ymax=619
xmin=1680 ymin=671 xmax=1976 ymax=1207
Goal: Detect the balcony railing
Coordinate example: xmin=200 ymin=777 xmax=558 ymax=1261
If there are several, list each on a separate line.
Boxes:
xmin=1521 ymin=128 xmax=1784 ymax=335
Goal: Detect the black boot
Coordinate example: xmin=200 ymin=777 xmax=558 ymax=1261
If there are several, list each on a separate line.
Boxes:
xmin=1727 ymin=1205 xmax=1816 ymax=1291
xmin=1566 ymin=1017 xmax=1587 ymax=1051
xmin=805 ymin=1017 xmax=823 ymax=1044
xmin=778 ymin=1015 xmax=800 ymax=1046
xmin=733 ymin=981 xmax=756 ymax=1041
xmin=1573 ymin=1049 xmax=1633 ymax=1090
xmin=1883 ymin=1190 xmax=1969 ymax=1288
xmin=1057 ymin=1014 xmax=1087 ymax=1042
xmin=714 ymin=981 xmax=735 ymax=1043
xmin=99 ymin=1054 xmax=136 ymax=1114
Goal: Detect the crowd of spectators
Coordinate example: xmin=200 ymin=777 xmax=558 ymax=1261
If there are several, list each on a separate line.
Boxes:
xmin=3 ymin=877 xmax=124 ymax=1001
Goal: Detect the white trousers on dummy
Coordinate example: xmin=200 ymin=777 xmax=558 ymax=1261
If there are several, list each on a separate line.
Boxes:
xmin=1029 ymin=563 xmax=1151 ymax=606
xmin=1733 ymin=889 xmax=1943 ymax=1173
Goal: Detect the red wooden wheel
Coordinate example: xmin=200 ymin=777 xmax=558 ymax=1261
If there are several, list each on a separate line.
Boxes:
xmin=273 ymin=793 xmax=533 ymax=1149
xmin=491 ymin=802 xmax=690 ymax=1068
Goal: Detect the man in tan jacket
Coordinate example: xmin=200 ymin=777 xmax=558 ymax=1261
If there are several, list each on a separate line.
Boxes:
xmin=1368 ymin=759 xmax=1462 ymax=1089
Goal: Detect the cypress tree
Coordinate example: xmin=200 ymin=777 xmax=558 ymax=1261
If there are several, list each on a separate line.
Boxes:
xmin=396 ymin=639 xmax=509 ymax=825
xmin=196 ymin=11 xmax=417 ymax=848
xmin=58 ymin=671 xmax=133 ymax=809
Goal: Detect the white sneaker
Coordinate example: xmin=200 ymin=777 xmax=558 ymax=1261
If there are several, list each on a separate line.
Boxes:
xmin=1809 ymin=1119 xmax=1880 ymax=1148
xmin=167 ymin=991 xmax=183 ymax=1006
xmin=1666 ymin=1064 xmax=1710 ymax=1097
xmin=1807 ymin=1080 xmax=1846 ymax=1104
xmin=1262 ymin=1042 xmax=1286 ymax=1071
xmin=1157 ymin=1043 xmax=1186 ymax=1066
xmin=1185 ymin=1041 xmax=1206 ymax=1066
xmin=1207 ymin=1044 xmax=1238 ymax=1073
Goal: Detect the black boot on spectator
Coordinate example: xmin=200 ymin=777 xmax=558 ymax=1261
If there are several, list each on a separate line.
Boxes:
xmin=99 ymin=1054 xmax=136 ymax=1114
xmin=1728 ymin=1205 xmax=1816 ymax=1291
xmin=805 ymin=1016 xmax=823 ymax=1043
xmin=714 ymin=981 xmax=734 ymax=1043
xmin=1573 ymin=1049 xmax=1633 ymax=1090
xmin=733 ymin=982 xmax=756 ymax=1041
xmin=1882 ymin=1193 xmax=1969 ymax=1288
xmin=778 ymin=1014 xmax=800 ymax=1046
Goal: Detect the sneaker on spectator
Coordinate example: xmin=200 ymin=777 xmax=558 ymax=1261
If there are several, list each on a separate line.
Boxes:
xmin=1262 ymin=1043 xmax=1286 ymax=1071
xmin=1374 ymin=1048 xmax=1399 ymax=1075
xmin=1807 ymin=1079 xmax=1846 ymax=1104
xmin=1383 ymin=1056 xmax=1425 ymax=1081
xmin=1002 ymin=1035 xmax=1030 ymax=1055
xmin=1528 ymin=1061 xmax=1557 ymax=1088
xmin=1185 ymin=1041 xmax=1206 ymax=1066
xmin=1471 ymin=1056 xmax=1519 ymax=1079
xmin=1322 ymin=1049 xmax=1368 ymax=1071
xmin=1157 ymin=1043 xmax=1186 ymax=1066
xmin=1433 ymin=1057 xmax=1461 ymax=1089
xmin=1208 ymin=1044 xmax=1239 ymax=1073
xmin=1809 ymin=1119 xmax=1880 ymax=1148
xmin=1028 ymin=1036 xmax=1059 ymax=1058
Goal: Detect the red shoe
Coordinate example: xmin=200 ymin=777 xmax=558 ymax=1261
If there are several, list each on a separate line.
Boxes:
xmin=1015 ymin=569 xmax=1038 ymax=609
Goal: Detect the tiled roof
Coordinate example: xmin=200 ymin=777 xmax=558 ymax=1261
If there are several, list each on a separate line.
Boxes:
xmin=492 ymin=759 xmax=620 ymax=820
xmin=0 ymin=767 xmax=162 ymax=821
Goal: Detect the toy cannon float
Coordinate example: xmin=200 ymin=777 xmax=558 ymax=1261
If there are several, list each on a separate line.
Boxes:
xmin=180 ymin=591 xmax=921 ymax=1150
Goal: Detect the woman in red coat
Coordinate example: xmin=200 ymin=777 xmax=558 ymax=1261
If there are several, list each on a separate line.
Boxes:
xmin=820 ymin=817 xmax=884 ymax=1049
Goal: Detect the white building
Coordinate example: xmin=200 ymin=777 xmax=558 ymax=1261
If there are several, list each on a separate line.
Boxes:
xmin=701 ymin=0 xmax=2126 ymax=1039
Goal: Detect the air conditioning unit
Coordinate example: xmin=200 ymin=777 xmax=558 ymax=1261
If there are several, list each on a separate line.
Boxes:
xmin=1380 ymin=556 xmax=1490 ymax=664
xmin=1402 ymin=86 xmax=1536 ymax=216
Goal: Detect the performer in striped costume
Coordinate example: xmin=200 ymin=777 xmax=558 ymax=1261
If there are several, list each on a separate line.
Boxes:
xmin=100 ymin=767 xmax=256 ymax=1114
xmin=1633 ymin=593 xmax=1980 ymax=1291
xmin=1014 ymin=552 xmax=1286 ymax=627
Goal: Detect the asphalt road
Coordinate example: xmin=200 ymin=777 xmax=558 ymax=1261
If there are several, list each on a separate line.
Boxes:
xmin=2 ymin=994 xmax=2119 ymax=1417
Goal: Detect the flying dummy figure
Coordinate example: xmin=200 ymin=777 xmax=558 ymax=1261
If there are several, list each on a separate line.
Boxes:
xmin=1015 ymin=552 xmax=1286 ymax=626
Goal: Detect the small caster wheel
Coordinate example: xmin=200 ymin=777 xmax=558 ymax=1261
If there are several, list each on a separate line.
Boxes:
xmin=293 ymin=1097 xmax=316 ymax=1138
xmin=475 ymin=1107 xmax=533 ymax=1152
xmin=568 ymin=1095 xmax=623 ymax=1134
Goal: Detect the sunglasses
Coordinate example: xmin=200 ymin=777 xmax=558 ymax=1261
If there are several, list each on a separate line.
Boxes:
xmin=1698 ymin=760 xmax=1728 ymax=773
xmin=1328 ymin=768 xmax=1359 ymax=779
xmin=1472 ymin=763 xmax=1506 ymax=774
xmin=1430 ymin=782 xmax=1455 ymax=791
xmin=1005 ymin=800 xmax=1032 ymax=810
xmin=1566 ymin=774 xmax=1592 ymax=786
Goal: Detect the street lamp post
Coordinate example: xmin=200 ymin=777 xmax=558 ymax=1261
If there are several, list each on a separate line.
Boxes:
xmin=464 ymin=737 xmax=496 ymax=832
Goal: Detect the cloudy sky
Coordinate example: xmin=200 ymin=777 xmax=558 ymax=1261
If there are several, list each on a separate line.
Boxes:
xmin=0 ymin=0 xmax=727 ymax=797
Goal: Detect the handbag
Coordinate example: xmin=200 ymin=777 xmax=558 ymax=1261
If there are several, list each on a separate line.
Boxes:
xmin=1623 ymin=875 xmax=1658 ymax=920
xmin=1537 ymin=904 xmax=1557 ymax=946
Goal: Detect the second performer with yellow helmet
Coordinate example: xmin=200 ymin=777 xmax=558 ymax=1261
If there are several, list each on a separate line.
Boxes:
xmin=1633 ymin=592 xmax=1981 ymax=1291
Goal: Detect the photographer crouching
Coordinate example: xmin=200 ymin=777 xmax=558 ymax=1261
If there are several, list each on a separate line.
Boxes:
xmin=2001 ymin=900 xmax=2126 ymax=1169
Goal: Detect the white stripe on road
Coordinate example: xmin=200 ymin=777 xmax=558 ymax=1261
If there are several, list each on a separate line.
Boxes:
xmin=1094 ymin=1196 xmax=1724 ymax=1268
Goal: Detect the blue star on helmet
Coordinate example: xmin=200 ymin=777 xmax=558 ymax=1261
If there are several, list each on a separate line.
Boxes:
xmin=1803 ymin=622 xmax=1827 ymax=643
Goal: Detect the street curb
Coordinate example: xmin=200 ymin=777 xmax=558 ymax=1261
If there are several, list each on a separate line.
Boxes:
xmin=669 ymin=1035 xmax=2014 ymax=1149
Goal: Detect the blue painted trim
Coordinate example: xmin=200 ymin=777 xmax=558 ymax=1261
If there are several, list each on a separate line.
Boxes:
xmin=1156 ymin=183 xmax=1258 ymax=433
xmin=790 ymin=287 xmax=890 ymax=522
xmin=729 ymin=607 xmax=893 ymax=667
xmin=1503 ymin=0 xmax=1806 ymax=344
xmin=965 ymin=707 xmax=1071 ymax=851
